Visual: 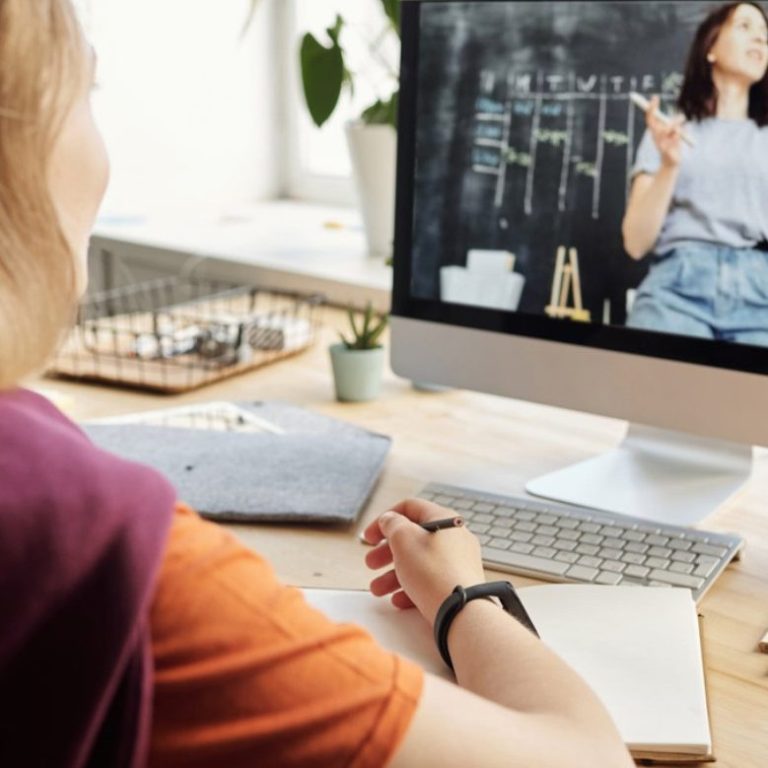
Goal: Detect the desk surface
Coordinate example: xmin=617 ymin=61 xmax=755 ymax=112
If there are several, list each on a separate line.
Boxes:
xmin=39 ymin=315 xmax=768 ymax=768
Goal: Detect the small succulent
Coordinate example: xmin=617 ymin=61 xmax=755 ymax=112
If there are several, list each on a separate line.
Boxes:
xmin=339 ymin=303 xmax=388 ymax=350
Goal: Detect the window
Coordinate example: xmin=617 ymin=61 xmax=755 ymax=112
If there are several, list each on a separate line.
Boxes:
xmin=286 ymin=0 xmax=400 ymax=203
xmin=78 ymin=0 xmax=280 ymax=219
xmin=74 ymin=1 xmax=397 ymax=215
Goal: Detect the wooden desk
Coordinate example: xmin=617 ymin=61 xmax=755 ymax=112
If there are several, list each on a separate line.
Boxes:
xmin=41 ymin=318 xmax=768 ymax=768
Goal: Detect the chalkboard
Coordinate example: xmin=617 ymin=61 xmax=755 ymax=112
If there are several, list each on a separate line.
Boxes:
xmin=410 ymin=1 xmax=730 ymax=325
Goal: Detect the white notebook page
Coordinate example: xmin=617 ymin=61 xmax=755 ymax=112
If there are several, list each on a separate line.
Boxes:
xmin=303 ymin=584 xmax=710 ymax=756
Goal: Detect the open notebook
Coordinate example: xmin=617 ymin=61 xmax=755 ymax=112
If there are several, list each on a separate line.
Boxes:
xmin=304 ymin=584 xmax=713 ymax=764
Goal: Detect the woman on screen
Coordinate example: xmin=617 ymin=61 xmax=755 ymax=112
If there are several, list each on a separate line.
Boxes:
xmin=623 ymin=2 xmax=768 ymax=345
xmin=0 ymin=2 xmax=635 ymax=766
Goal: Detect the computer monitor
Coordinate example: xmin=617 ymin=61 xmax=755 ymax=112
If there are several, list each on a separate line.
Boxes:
xmin=391 ymin=0 xmax=768 ymax=525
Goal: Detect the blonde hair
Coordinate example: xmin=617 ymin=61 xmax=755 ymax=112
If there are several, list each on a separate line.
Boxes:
xmin=0 ymin=0 xmax=86 ymax=390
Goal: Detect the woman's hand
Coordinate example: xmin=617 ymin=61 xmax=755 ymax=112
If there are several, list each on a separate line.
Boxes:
xmin=646 ymin=95 xmax=685 ymax=168
xmin=362 ymin=498 xmax=486 ymax=625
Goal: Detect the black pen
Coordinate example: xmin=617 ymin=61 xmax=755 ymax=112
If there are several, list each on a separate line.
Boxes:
xmin=421 ymin=516 xmax=464 ymax=532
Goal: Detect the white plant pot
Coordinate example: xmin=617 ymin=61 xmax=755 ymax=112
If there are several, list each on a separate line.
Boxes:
xmin=329 ymin=343 xmax=385 ymax=402
xmin=345 ymin=122 xmax=397 ymax=258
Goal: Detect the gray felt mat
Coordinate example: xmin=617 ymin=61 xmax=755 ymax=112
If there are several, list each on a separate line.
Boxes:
xmin=84 ymin=402 xmax=391 ymax=524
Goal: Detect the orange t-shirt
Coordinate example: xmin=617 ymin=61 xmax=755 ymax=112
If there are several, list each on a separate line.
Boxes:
xmin=148 ymin=504 xmax=424 ymax=768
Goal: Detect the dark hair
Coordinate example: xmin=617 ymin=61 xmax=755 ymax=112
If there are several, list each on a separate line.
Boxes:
xmin=678 ymin=2 xmax=768 ymax=126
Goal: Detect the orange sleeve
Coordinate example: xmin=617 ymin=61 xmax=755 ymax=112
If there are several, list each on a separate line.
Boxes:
xmin=148 ymin=503 xmax=424 ymax=768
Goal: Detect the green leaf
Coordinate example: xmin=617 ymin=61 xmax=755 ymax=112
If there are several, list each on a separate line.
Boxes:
xmin=361 ymin=92 xmax=399 ymax=128
xmin=366 ymin=316 xmax=388 ymax=348
xmin=380 ymin=0 xmax=401 ymax=36
xmin=299 ymin=21 xmax=346 ymax=128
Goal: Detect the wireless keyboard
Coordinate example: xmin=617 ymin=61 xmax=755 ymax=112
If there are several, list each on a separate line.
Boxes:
xmin=418 ymin=482 xmax=744 ymax=602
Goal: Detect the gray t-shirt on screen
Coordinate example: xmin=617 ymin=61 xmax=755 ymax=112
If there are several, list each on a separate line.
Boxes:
xmin=632 ymin=117 xmax=768 ymax=255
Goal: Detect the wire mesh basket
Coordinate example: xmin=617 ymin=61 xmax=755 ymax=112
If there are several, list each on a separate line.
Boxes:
xmin=49 ymin=277 xmax=324 ymax=393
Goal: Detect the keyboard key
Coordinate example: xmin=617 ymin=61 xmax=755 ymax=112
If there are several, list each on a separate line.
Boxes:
xmin=473 ymin=503 xmax=495 ymax=514
xmin=578 ymin=522 xmax=601 ymax=534
xmin=595 ymin=571 xmax=622 ymax=585
xmin=671 ymin=551 xmax=696 ymax=564
xmin=625 ymin=542 xmax=649 ymax=555
xmin=670 ymin=561 xmax=694 ymax=575
xmin=692 ymin=543 xmax=729 ymax=558
xmin=600 ymin=526 xmax=627 ymax=538
xmin=510 ymin=541 xmax=535 ymax=555
xmin=693 ymin=561 xmax=718 ymax=578
xmin=667 ymin=539 xmax=692 ymax=552
xmin=514 ymin=510 xmax=537 ymax=522
xmin=648 ymin=546 xmax=672 ymax=558
xmin=555 ymin=551 xmax=580 ymax=564
xmin=509 ymin=531 xmax=533 ymax=543
xmin=535 ymin=514 xmax=558 ymax=525
xmin=601 ymin=560 xmax=626 ymax=573
xmin=473 ymin=513 xmax=494 ymax=525
xmin=477 ymin=534 xmax=491 ymax=545
xmin=575 ymin=543 xmax=600 ymax=557
xmin=580 ymin=533 xmax=604 ymax=546
xmin=555 ymin=517 xmax=580 ymax=530
xmin=532 ymin=546 xmax=557 ymax=559
xmin=624 ymin=564 xmax=650 ymax=579
xmin=453 ymin=498 xmax=475 ymax=510
xmin=489 ymin=537 xmax=511 ymax=550
xmin=532 ymin=535 xmax=555 ymax=547
xmin=599 ymin=547 xmax=623 ymax=561
xmin=623 ymin=530 xmax=646 ymax=543
xmin=434 ymin=495 xmax=457 ymax=505
xmin=489 ymin=526 xmax=512 ymax=538
xmin=578 ymin=555 xmax=603 ymax=569
xmin=621 ymin=552 xmax=646 ymax=566
xmin=536 ymin=525 xmax=559 ymax=537
xmin=645 ymin=556 xmax=670 ymax=569
xmin=559 ymin=529 xmax=581 ymax=541
xmin=468 ymin=523 xmax=490 ymax=535
xmin=514 ymin=521 xmax=537 ymax=533
xmin=495 ymin=506 xmax=517 ymax=518
xmin=602 ymin=537 xmax=625 ymax=550
xmin=491 ymin=517 xmax=514 ymax=529
xmin=552 ymin=540 xmax=578 ymax=552
xmin=648 ymin=569 xmax=705 ymax=589
xmin=566 ymin=564 xmax=599 ymax=581
xmin=646 ymin=534 xmax=670 ymax=546
xmin=483 ymin=548 xmax=570 ymax=576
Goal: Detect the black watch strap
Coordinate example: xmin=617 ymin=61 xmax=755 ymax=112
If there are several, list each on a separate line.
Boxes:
xmin=433 ymin=581 xmax=539 ymax=670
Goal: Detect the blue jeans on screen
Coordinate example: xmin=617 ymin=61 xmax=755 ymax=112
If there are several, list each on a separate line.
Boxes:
xmin=626 ymin=243 xmax=768 ymax=347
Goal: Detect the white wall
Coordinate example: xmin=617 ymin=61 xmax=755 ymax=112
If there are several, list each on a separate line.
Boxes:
xmin=87 ymin=0 xmax=280 ymax=219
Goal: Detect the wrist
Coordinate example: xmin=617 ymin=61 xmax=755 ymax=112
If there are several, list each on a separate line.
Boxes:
xmin=433 ymin=582 xmax=539 ymax=670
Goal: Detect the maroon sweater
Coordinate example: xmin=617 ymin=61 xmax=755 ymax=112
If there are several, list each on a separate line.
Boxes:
xmin=0 ymin=389 xmax=175 ymax=767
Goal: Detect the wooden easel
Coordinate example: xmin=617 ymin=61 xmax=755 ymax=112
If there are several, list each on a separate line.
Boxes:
xmin=545 ymin=246 xmax=591 ymax=322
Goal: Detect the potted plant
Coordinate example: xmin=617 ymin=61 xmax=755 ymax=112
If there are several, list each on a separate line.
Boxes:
xmin=330 ymin=303 xmax=388 ymax=402
xmin=299 ymin=1 xmax=401 ymax=258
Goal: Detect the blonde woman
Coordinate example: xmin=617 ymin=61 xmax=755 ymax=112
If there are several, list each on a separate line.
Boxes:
xmin=0 ymin=2 xmax=633 ymax=766
xmin=623 ymin=2 xmax=768 ymax=344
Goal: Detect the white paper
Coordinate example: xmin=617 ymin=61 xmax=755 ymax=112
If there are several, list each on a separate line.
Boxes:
xmin=303 ymin=584 xmax=711 ymax=756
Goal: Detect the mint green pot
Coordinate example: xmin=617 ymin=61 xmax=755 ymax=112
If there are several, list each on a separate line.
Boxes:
xmin=329 ymin=344 xmax=385 ymax=402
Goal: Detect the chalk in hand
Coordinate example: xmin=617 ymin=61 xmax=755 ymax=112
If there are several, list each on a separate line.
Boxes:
xmin=629 ymin=92 xmax=695 ymax=148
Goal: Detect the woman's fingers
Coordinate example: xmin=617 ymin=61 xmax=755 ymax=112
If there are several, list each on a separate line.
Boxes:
xmin=370 ymin=568 xmax=401 ymax=597
xmin=391 ymin=591 xmax=416 ymax=610
xmin=365 ymin=541 xmax=394 ymax=570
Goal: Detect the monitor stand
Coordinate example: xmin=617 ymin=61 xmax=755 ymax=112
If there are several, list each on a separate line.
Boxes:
xmin=526 ymin=424 xmax=753 ymax=526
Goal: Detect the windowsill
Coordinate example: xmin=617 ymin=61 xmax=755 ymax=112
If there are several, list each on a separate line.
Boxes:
xmin=91 ymin=200 xmax=392 ymax=309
